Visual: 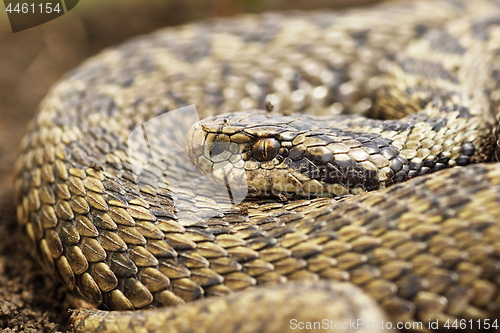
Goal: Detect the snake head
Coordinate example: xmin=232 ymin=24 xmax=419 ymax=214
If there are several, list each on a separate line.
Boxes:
xmin=186 ymin=110 xmax=301 ymax=198
xmin=186 ymin=110 xmax=399 ymax=198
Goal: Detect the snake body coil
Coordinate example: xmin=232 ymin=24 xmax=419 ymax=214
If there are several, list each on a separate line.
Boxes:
xmin=13 ymin=0 xmax=500 ymax=332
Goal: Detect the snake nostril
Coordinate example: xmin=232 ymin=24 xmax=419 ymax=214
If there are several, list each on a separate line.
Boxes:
xmin=252 ymin=138 xmax=280 ymax=162
xmin=209 ymin=142 xmax=230 ymax=157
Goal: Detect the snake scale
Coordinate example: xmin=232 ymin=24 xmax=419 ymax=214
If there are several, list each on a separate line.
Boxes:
xmin=13 ymin=0 xmax=500 ymax=331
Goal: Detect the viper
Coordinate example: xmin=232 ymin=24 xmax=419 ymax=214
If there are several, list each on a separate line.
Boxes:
xmin=13 ymin=0 xmax=500 ymax=332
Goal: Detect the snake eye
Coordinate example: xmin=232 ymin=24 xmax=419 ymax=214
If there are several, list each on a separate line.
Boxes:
xmin=252 ymin=138 xmax=280 ymax=162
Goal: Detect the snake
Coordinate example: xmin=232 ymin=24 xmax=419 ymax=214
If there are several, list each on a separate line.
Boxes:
xmin=12 ymin=0 xmax=500 ymax=331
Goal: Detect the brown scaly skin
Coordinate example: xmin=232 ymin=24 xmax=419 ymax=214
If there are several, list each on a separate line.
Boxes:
xmin=13 ymin=0 xmax=500 ymax=332
xmin=72 ymin=281 xmax=389 ymax=333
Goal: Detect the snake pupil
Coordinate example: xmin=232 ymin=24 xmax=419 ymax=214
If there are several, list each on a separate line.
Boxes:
xmin=252 ymin=138 xmax=280 ymax=162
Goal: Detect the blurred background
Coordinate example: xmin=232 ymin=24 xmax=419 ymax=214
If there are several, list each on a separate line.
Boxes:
xmin=0 ymin=0 xmax=382 ymax=331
